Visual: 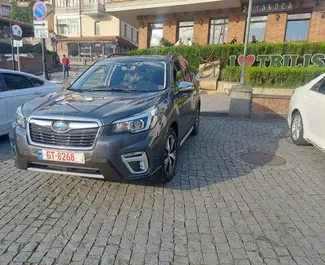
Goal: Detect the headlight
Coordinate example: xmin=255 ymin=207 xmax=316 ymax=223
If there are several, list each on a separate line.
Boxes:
xmin=112 ymin=107 xmax=158 ymax=134
xmin=15 ymin=106 xmax=26 ymax=128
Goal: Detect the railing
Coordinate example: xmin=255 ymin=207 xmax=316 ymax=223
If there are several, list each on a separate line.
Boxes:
xmin=55 ymin=6 xmax=79 ymax=14
xmin=81 ymin=3 xmax=105 ymax=13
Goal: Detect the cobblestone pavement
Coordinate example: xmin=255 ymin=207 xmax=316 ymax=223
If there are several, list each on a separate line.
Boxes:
xmin=1 ymin=117 xmax=325 ymax=265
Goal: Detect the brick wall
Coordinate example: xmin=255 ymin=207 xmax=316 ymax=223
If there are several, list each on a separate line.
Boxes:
xmin=227 ymin=10 xmax=246 ymax=43
xmin=251 ymin=96 xmax=290 ymax=116
xmin=139 ymin=22 xmax=148 ymax=49
xmin=308 ymin=1 xmax=325 ymax=42
xmin=265 ymin=13 xmax=288 ymax=43
xmin=163 ymin=19 xmax=177 ymax=45
xmin=193 ymin=18 xmax=209 ymax=45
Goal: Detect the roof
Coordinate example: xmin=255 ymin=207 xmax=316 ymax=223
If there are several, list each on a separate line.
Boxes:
xmin=0 ymin=16 xmax=33 ymax=29
xmin=57 ymin=36 xmax=137 ymax=48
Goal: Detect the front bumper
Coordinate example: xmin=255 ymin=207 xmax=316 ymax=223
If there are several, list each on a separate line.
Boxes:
xmin=9 ymin=125 xmax=165 ymax=181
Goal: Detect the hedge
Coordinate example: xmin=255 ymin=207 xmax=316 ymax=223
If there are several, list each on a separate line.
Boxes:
xmin=222 ymin=67 xmax=325 ymax=88
xmin=126 ymin=42 xmax=325 ymax=70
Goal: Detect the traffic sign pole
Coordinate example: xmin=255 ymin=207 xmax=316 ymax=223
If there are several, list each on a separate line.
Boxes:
xmin=41 ymin=38 xmax=50 ymax=80
xmin=17 ymin=47 xmax=21 ymax=71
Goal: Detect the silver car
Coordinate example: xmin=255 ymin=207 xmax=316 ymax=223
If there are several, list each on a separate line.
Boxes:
xmin=0 ymin=69 xmax=62 ymax=136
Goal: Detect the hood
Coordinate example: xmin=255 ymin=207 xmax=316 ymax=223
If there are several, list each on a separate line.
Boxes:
xmin=22 ymin=90 xmax=165 ymax=124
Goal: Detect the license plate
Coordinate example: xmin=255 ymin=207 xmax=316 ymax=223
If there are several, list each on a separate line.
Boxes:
xmin=38 ymin=149 xmax=85 ymax=164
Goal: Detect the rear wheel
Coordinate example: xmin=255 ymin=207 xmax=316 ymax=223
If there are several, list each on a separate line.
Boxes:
xmin=154 ymin=128 xmax=178 ymax=183
xmin=291 ymin=111 xmax=309 ymax=146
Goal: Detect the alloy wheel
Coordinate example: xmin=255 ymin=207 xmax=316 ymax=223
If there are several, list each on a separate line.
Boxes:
xmin=164 ymin=135 xmax=177 ymax=175
xmin=292 ymin=114 xmax=302 ymax=141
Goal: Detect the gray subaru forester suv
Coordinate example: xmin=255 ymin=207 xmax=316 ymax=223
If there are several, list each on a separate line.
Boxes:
xmin=10 ymin=53 xmax=200 ymax=183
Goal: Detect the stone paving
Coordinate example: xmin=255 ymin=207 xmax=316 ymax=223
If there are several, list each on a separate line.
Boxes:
xmin=1 ymin=117 xmax=325 ymax=265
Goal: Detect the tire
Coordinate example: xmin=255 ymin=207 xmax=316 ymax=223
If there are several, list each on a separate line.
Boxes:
xmin=291 ymin=111 xmax=309 ymax=146
xmin=191 ymin=106 xmax=200 ymax=136
xmin=154 ymin=128 xmax=178 ymax=183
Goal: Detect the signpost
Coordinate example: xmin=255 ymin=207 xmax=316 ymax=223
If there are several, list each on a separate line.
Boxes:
xmin=33 ymin=20 xmax=48 ymax=38
xmin=33 ymin=0 xmax=49 ymax=80
xmin=12 ymin=24 xmax=22 ymax=71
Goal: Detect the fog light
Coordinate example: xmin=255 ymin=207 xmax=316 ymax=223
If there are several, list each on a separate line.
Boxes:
xmin=121 ymin=152 xmax=149 ymax=174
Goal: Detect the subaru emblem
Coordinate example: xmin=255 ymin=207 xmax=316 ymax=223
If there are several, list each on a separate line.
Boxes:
xmin=52 ymin=121 xmax=69 ymax=133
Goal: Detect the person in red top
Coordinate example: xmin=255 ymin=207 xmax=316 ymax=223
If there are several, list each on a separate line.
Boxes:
xmin=61 ymin=54 xmax=70 ymax=78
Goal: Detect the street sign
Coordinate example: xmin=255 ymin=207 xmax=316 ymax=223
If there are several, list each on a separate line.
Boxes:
xmin=13 ymin=40 xmax=23 ymax=47
xmin=12 ymin=24 xmax=22 ymax=40
xmin=33 ymin=1 xmax=47 ymax=20
xmin=33 ymin=20 xmax=48 ymax=38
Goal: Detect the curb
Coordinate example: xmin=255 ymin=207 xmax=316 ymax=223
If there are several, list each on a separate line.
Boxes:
xmin=201 ymin=112 xmax=229 ymax=117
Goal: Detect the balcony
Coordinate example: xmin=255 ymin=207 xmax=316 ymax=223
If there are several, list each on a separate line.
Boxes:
xmin=81 ymin=2 xmax=105 ymax=16
xmin=105 ymin=0 xmax=241 ymax=26
xmin=55 ymin=6 xmax=79 ymax=14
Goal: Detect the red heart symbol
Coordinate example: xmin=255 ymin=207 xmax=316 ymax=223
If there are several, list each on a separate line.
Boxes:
xmin=238 ymin=54 xmax=256 ymax=67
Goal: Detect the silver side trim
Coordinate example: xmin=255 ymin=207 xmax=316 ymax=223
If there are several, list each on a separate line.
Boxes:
xmin=27 ymin=167 xmax=105 ymax=179
xmin=29 ymin=119 xmax=99 ymax=130
xmin=121 ymin=152 xmax=149 ymax=174
xmin=180 ymin=126 xmax=193 ymax=147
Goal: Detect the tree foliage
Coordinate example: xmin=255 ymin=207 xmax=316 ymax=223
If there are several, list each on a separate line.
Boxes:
xmin=10 ymin=0 xmax=34 ymax=24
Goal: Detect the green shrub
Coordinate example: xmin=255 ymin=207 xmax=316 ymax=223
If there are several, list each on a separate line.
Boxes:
xmin=222 ymin=67 xmax=325 ymax=88
xmin=126 ymin=42 xmax=325 ymax=70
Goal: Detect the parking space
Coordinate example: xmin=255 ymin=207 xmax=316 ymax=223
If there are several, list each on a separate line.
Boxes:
xmin=1 ymin=117 xmax=325 ymax=265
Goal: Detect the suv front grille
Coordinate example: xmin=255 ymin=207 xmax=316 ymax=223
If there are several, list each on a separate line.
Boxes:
xmin=29 ymin=123 xmax=99 ymax=148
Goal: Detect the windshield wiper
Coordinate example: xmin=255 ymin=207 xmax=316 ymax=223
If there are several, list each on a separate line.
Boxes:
xmin=90 ymin=87 xmax=137 ymax=93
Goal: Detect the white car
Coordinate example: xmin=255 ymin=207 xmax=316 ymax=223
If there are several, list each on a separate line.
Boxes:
xmin=0 ymin=69 xmax=63 ymax=136
xmin=288 ymin=73 xmax=325 ymax=150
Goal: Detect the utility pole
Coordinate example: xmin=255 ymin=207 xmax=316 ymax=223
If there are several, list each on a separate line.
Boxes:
xmin=229 ymin=0 xmax=254 ymax=118
xmin=240 ymin=0 xmax=253 ymax=85
xmin=9 ymin=19 xmax=16 ymax=70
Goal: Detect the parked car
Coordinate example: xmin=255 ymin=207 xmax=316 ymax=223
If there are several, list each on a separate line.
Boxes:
xmin=0 ymin=69 xmax=63 ymax=136
xmin=288 ymin=73 xmax=325 ymax=150
xmin=10 ymin=53 xmax=201 ymax=183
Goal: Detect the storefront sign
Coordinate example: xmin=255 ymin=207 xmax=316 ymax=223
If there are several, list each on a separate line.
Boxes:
xmin=242 ymin=1 xmax=293 ymax=14
xmin=229 ymin=54 xmax=325 ymax=68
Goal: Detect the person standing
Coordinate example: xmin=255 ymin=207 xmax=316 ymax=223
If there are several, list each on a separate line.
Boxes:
xmin=230 ymin=36 xmax=237 ymax=44
xmin=251 ymin=35 xmax=258 ymax=44
xmin=186 ymin=38 xmax=192 ymax=46
xmin=175 ymin=38 xmax=182 ymax=46
xmin=61 ymin=54 xmax=70 ymax=78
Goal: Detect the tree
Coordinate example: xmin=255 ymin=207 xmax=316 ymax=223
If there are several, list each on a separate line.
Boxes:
xmin=10 ymin=0 xmax=34 ymax=24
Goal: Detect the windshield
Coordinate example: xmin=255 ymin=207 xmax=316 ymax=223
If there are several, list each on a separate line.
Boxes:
xmin=69 ymin=61 xmax=166 ymax=92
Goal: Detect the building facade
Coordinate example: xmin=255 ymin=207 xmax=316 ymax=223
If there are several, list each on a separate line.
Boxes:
xmin=105 ymin=0 xmax=325 ymax=49
xmin=55 ymin=0 xmax=138 ymax=63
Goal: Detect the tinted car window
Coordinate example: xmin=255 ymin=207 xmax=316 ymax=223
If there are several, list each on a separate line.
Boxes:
xmin=70 ymin=61 xmax=166 ymax=92
xmin=3 ymin=73 xmax=32 ymax=90
xmin=30 ymin=78 xmax=44 ymax=87
xmin=318 ymin=79 xmax=325 ymax=95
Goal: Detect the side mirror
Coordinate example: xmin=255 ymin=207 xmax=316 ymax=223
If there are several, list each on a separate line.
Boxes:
xmin=178 ymin=81 xmax=194 ymax=92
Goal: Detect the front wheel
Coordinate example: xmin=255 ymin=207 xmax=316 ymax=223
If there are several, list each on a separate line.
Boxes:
xmin=291 ymin=111 xmax=309 ymax=146
xmin=191 ymin=106 xmax=200 ymax=136
xmin=154 ymin=128 xmax=178 ymax=183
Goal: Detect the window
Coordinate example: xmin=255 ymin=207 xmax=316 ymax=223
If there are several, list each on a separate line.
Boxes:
xmin=136 ymin=31 xmax=139 ymax=43
xmin=319 ymin=80 xmax=325 ymax=95
xmin=149 ymin=23 xmax=163 ymax=48
xmin=95 ymin=21 xmax=100 ymax=35
xmin=131 ymin=28 xmax=134 ymax=41
xmin=178 ymin=21 xmax=194 ymax=42
xmin=30 ymin=78 xmax=44 ymax=87
xmin=249 ymin=16 xmax=267 ymax=42
xmin=57 ymin=18 xmax=80 ymax=35
xmin=124 ymin=24 xmax=127 ymax=38
xmin=173 ymin=60 xmax=184 ymax=85
xmin=285 ymin=13 xmax=311 ymax=42
xmin=3 ymin=74 xmax=32 ymax=90
xmin=209 ymin=19 xmax=228 ymax=44
xmin=56 ymin=0 xmax=78 ymax=7
xmin=311 ymin=77 xmax=325 ymax=94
